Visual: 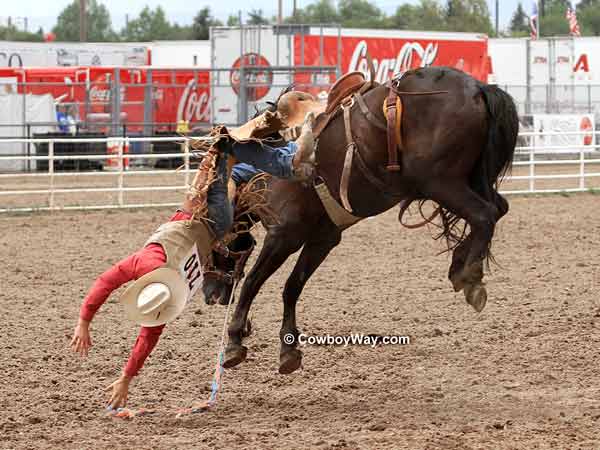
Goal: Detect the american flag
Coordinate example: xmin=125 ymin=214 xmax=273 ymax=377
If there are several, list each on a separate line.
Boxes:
xmin=530 ymin=1 xmax=539 ymax=40
xmin=566 ymin=5 xmax=581 ymax=37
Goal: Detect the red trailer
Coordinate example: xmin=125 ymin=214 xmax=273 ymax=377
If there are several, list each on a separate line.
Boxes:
xmin=0 ymin=66 xmax=211 ymax=132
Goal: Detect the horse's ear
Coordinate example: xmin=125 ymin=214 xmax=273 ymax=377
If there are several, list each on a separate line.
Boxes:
xmin=279 ymin=84 xmax=294 ymax=99
xmin=365 ymin=51 xmax=376 ymax=83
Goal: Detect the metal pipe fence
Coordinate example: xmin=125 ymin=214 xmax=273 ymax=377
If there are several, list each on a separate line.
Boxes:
xmin=501 ymin=84 xmax=600 ymax=116
xmin=0 ymin=131 xmax=599 ymax=213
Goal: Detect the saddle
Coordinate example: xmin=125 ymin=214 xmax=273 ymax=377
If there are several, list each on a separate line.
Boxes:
xmin=326 ymin=71 xmax=368 ymax=114
xmin=227 ymin=66 xmax=413 ymax=215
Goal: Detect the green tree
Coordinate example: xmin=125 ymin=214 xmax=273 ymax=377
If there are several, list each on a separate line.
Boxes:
xmin=170 ymin=23 xmax=194 ymax=40
xmin=191 ymin=7 xmax=222 ymax=40
xmin=390 ymin=0 xmax=446 ymax=31
xmin=227 ymin=15 xmax=241 ymax=26
xmin=539 ymin=0 xmax=570 ymax=36
xmin=509 ymin=2 xmax=530 ymax=36
xmin=248 ymin=9 xmax=270 ymax=25
xmin=445 ymin=0 xmax=494 ymax=34
xmin=578 ymin=0 xmax=600 ymax=35
xmin=289 ymin=0 xmax=340 ymax=24
xmin=338 ymin=0 xmax=385 ymax=28
xmin=0 ymin=25 xmax=44 ymax=41
xmin=122 ymin=6 xmax=173 ymax=41
xmin=52 ymin=0 xmax=116 ymax=41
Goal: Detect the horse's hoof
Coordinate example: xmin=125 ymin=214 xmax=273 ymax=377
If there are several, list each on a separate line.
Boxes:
xmin=222 ymin=345 xmax=247 ymax=369
xmin=449 ymin=268 xmax=465 ymax=292
xmin=465 ymin=283 xmax=487 ymax=313
xmin=204 ymin=293 xmax=216 ymax=305
xmin=279 ymin=349 xmax=302 ymax=375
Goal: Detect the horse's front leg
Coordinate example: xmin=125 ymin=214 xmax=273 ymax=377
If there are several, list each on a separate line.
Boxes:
xmin=223 ymin=231 xmax=303 ymax=368
xmin=279 ymin=230 xmax=341 ymax=374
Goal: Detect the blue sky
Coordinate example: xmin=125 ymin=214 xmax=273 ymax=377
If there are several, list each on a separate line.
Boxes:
xmin=0 ymin=0 xmax=583 ymax=35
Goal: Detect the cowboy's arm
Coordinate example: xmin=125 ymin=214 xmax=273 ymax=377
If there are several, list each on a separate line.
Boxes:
xmin=107 ymin=324 xmax=165 ymax=409
xmin=71 ymin=254 xmax=138 ymax=356
xmin=124 ymin=325 xmax=165 ymax=377
xmin=79 ymin=254 xmax=138 ymax=322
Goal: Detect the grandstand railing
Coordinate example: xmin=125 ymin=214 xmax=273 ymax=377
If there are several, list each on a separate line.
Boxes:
xmin=0 ymin=131 xmax=598 ymax=213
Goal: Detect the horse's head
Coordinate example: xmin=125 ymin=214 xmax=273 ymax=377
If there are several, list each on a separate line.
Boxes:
xmin=250 ymin=85 xmax=322 ymax=144
xmin=202 ymin=229 xmax=256 ymax=306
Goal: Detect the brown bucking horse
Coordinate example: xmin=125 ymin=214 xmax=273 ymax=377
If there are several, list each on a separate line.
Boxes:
xmin=204 ymin=67 xmax=519 ymax=375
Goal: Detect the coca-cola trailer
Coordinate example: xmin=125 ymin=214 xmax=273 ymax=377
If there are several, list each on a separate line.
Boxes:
xmin=0 ymin=66 xmax=210 ymax=134
xmin=211 ymin=25 xmax=489 ymax=124
xmin=488 ymin=37 xmax=600 ymax=116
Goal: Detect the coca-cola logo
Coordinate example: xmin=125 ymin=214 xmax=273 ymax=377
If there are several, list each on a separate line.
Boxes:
xmin=89 ymin=85 xmax=110 ymax=103
xmin=177 ymin=79 xmax=211 ymax=123
xmin=88 ymin=85 xmax=126 ymax=103
xmin=348 ymin=40 xmax=438 ymax=83
xmin=230 ymin=52 xmax=273 ymax=101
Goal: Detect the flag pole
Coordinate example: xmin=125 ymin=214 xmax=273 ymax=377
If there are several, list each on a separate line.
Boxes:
xmin=536 ymin=0 xmax=540 ymax=38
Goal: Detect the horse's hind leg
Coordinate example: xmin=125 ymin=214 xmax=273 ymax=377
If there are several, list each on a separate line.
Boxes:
xmin=448 ymin=189 xmax=508 ymax=291
xmin=223 ymin=232 xmax=304 ymax=369
xmin=423 ymin=180 xmax=500 ymax=312
xmin=279 ymin=230 xmax=341 ymax=374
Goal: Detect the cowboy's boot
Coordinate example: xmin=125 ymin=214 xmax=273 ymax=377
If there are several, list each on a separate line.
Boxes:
xmin=291 ymin=112 xmax=316 ymax=180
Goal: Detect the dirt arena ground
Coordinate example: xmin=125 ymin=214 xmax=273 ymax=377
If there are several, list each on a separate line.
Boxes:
xmin=2 ymin=193 xmax=600 ymax=449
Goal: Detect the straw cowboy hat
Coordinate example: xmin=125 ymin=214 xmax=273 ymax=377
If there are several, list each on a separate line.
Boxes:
xmin=120 ymin=267 xmax=189 ymax=327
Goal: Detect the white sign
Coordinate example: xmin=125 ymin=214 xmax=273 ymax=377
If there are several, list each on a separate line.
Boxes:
xmin=532 ymin=114 xmax=595 ymax=153
xmin=179 ymin=243 xmax=203 ymax=302
xmin=0 ymin=42 xmax=149 ymax=67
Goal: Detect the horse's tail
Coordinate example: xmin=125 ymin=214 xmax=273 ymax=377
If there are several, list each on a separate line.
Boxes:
xmin=471 ymin=84 xmax=519 ymax=203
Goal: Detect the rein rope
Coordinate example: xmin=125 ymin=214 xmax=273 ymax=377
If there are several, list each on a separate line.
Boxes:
xmin=175 ymin=278 xmax=239 ymax=417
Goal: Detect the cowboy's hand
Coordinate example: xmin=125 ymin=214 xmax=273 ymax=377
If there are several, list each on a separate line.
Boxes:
xmin=106 ymin=375 xmax=132 ymax=409
xmin=70 ymin=318 xmax=92 ymax=357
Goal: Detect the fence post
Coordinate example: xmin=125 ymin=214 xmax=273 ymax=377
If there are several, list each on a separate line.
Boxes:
xmin=239 ymin=65 xmax=247 ymax=124
xmin=184 ymin=139 xmax=190 ymax=189
xmin=525 ymin=39 xmax=531 ymax=115
xmin=529 ymin=141 xmax=535 ymax=193
xmin=118 ymin=137 xmax=125 ymax=206
xmin=579 ymin=145 xmax=585 ymax=191
xmin=48 ymin=140 xmax=55 ymax=209
xmin=112 ymin=69 xmax=121 ymax=136
xmin=26 ymin=124 xmax=31 ymax=172
xmin=143 ymin=69 xmax=153 ymax=155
